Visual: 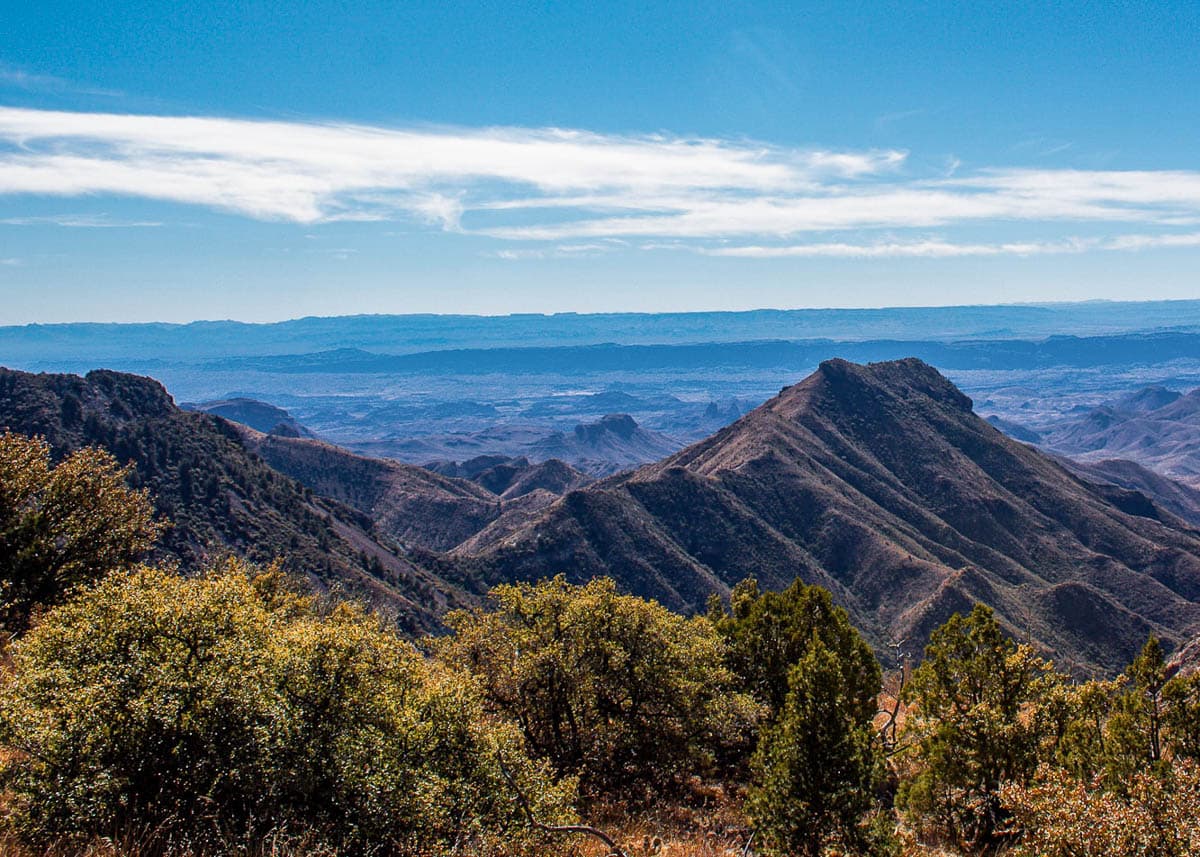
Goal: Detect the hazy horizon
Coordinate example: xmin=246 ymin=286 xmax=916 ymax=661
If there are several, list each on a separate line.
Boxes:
xmin=6 ymin=296 xmax=1200 ymax=330
xmin=3 ymin=2 xmax=1199 ymax=324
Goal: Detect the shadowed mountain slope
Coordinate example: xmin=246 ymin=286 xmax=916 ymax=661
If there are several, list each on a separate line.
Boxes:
xmin=458 ymin=359 xmax=1200 ymax=674
xmin=0 ymin=367 xmax=472 ymax=633
xmin=424 ymin=454 xmax=591 ymax=500
xmin=240 ymin=434 xmax=592 ymax=553
xmin=242 ymin=432 xmax=512 ymax=551
xmin=1060 ymin=457 xmax=1200 ymax=528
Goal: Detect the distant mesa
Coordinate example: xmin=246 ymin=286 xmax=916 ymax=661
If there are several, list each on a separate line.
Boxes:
xmin=184 ymin=397 xmax=316 ymax=438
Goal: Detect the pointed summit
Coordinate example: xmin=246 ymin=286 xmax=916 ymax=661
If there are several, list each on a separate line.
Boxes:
xmin=463 ymin=359 xmax=1200 ymax=674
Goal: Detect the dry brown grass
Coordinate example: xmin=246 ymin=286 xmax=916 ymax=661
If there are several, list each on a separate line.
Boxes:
xmin=558 ymin=780 xmax=750 ymax=857
xmin=0 ymin=826 xmax=969 ymax=857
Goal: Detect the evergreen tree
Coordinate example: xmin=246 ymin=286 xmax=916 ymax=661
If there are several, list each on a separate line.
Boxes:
xmin=1104 ymin=636 xmax=1170 ymax=784
xmin=1162 ymin=670 xmax=1200 ymax=762
xmin=708 ymin=577 xmax=881 ymax=721
xmin=747 ymin=636 xmax=878 ymax=857
xmin=898 ymin=604 xmax=1060 ymax=850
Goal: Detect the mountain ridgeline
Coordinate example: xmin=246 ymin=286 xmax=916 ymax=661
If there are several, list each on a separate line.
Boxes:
xmin=3 ymin=359 xmax=1200 ymax=674
xmin=0 ymin=367 xmax=475 ymax=633
xmin=457 ymin=359 xmax=1200 ymax=674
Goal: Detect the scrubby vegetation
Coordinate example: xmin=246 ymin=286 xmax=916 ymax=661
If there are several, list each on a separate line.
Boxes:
xmin=0 ymin=561 xmax=568 ymax=855
xmin=437 ymin=575 xmax=761 ymax=803
xmin=2 ymin=433 xmax=1200 ymax=856
xmin=0 ymin=432 xmax=161 ymax=632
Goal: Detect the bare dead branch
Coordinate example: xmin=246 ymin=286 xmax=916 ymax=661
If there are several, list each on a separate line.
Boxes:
xmin=877 ymin=638 xmax=909 ymax=757
xmin=740 ymin=829 xmax=756 ymax=857
xmin=499 ymin=760 xmax=631 ymax=857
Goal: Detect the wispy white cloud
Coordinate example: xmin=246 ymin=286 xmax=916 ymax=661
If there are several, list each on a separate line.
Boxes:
xmin=0 ymin=107 xmax=893 ymax=224
xmin=0 ymin=65 xmax=122 ymax=98
xmin=0 ymin=106 xmax=1199 ymax=260
xmin=0 ymin=257 xmax=20 ymax=265
xmin=0 ymin=213 xmax=162 ymax=227
xmin=699 ymin=231 xmax=1200 ymax=258
xmin=0 ymin=107 xmax=901 ymax=228
xmin=491 ymin=242 xmax=619 ymax=260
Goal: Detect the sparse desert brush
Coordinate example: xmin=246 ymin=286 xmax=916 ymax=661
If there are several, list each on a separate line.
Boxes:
xmin=1001 ymin=761 xmax=1200 ymax=856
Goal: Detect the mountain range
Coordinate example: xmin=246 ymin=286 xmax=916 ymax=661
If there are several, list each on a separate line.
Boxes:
xmin=350 ymin=412 xmax=680 ymax=476
xmin=455 ymin=359 xmax=1200 ymax=674
xmin=1000 ymin=384 xmax=1200 ymax=487
xmin=0 ymin=367 xmax=475 ymax=633
xmin=4 ymin=358 xmax=1200 ymax=674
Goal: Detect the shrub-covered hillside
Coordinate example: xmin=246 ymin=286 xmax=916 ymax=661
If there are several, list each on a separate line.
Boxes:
xmin=1 ymin=431 xmax=1199 ymax=856
xmin=0 ymin=368 xmax=474 ymax=633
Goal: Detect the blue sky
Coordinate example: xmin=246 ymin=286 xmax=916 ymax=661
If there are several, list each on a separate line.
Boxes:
xmin=1 ymin=0 xmax=1198 ymax=323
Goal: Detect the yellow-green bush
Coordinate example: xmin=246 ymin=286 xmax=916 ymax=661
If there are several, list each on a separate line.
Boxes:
xmin=0 ymin=432 xmax=162 ymax=632
xmin=0 ymin=560 xmax=570 ymax=855
xmin=435 ymin=575 xmax=761 ymax=803
xmin=1002 ymin=762 xmax=1200 ymax=857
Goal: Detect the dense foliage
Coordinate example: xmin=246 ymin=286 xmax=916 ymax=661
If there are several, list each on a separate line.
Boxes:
xmin=897 ymin=605 xmax=1059 ymax=850
xmin=0 ymin=432 xmax=161 ymax=632
xmin=0 ymin=560 xmax=569 ymax=855
xmin=436 ymin=575 xmax=761 ymax=802
xmin=1001 ymin=762 xmax=1200 ymax=857
xmin=747 ymin=637 xmax=880 ymax=856
xmin=706 ymin=577 xmax=885 ymax=854
xmin=897 ymin=606 xmax=1200 ymax=854
xmin=709 ymin=576 xmax=881 ymax=719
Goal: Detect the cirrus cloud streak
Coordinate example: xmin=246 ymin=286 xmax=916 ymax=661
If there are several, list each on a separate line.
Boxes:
xmin=1 ymin=106 xmax=1200 ymax=259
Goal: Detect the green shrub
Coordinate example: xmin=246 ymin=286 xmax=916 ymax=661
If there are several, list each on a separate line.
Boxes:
xmin=436 ymin=575 xmax=761 ymax=802
xmin=0 ymin=432 xmax=162 ymax=632
xmin=746 ymin=636 xmax=880 ymax=857
xmin=897 ymin=604 xmax=1060 ymax=851
xmin=0 ymin=560 xmax=569 ymax=855
xmin=708 ymin=577 xmax=881 ymax=721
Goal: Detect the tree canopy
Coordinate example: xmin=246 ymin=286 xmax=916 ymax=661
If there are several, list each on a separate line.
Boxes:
xmin=0 ymin=560 xmax=569 ymax=854
xmin=436 ymin=574 xmax=761 ymax=802
xmin=0 ymin=432 xmax=162 ymax=632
